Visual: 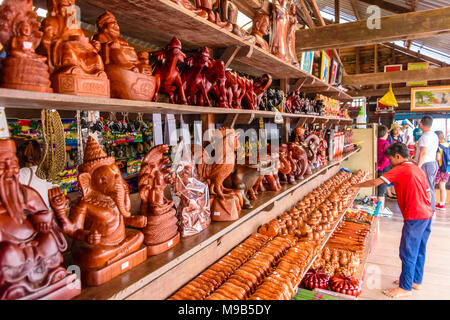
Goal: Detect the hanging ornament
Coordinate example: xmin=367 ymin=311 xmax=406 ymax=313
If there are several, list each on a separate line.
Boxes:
xmin=36 ymin=109 xmax=66 ymax=181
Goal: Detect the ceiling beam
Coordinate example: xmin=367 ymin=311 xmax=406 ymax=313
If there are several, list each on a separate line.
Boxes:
xmin=356 ymin=0 xmax=411 ymax=14
xmin=297 ymin=0 xmax=316 ymax=28
xmin=335 ymin=0 xmax=340 ymax=24
xmin=343 ymin=66 xmax=450 ymax=86
xmin=381 ymin=44 xmax=449 ymax=68
xmin=349 ymin=0 xmax=361 ymax=20
xmin=296 ymin=7 xmax=450 ymax=51
xmin=232 ymin=0 xmax=271 ymax=18
xmin=349 ymin=86 xmax=413 ymax=97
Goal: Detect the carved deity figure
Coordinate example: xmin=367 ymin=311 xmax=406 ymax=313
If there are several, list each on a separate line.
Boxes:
xmin=287 ymin=0 xmax=299 ymax=66
xmin=49 ymin=137 xmax=146 ymax=286
xmin=93 ymin=10 xmax=156 ymax=101
xmin=270 ymin=0 xmax=289 ymax=62
xmin=0 ymin=139 xmax=79 ymax=300
xmin=0 ymin=0 xmax=52 ymax=92
xmin=251 ymin=11 xmax=270 ymax=52
xmin=39 ymin=0 xmax=110 ymax=97
xmin=138 ymin=144 xmax=180 ymax=255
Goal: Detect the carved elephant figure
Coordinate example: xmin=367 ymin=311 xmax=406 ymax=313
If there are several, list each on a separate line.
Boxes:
xmin=304 ymin=134 xmax=320 ymax=169
xmin=288 ymin=142 xmax=312 ymax=180
xmin=278 ymin=144 xmax=296 ymax=184
xmin=224 ymin=164 xmax=261 ymax=209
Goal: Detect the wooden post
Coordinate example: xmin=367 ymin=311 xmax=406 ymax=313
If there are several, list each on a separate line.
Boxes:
xmin=280 ymin=79 xmax=290 ymax=95
xmin=373 ymin=44 xmax=378 ymax=89
xmin=335 ymin=0 xmax=340 ymax=24
xmin=201 ymin=114 xmax=215 ymax=142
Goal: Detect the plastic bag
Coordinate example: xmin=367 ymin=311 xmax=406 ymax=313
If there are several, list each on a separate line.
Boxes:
xmin=379 ymin=83 xmax=398 ymax=107
xmin=171 ymin=141 xmax=211 ymax=237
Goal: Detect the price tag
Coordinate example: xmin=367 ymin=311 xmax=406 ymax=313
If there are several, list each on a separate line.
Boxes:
xmin=179 ymin=115 xmax=191 ymax=144
xmin=194 ymin=121 xmax=203 ymax=145
xmin=165 ymin=113 xmax=177 ymax=146
xmin=274 ymin=109 xmax=284 ymax=124
xmin=121 ymin=261 xmax=129 ymax=270
xmin=153 ymin=113 xmax=163 ymax=146
xmin=0 ymin=108 xmax=9 ymax=139
xmin=214 ymin=212 xmax=221 ymax=216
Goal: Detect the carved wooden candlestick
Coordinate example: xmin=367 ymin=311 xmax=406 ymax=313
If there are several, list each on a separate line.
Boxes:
xmin=94 ymin=10 xmax=156 ymax=101
xmin=270 ymin=0 xmax=289 ymax=62
xmin=251 ymin=11 xmax=270 ymax=52
xmin=49 ymin=137 xmax=147 ymax=286
xmin=138 ymin=144 xmax=180 ymax=255
xmin=195 ymin=128 xmax=243 ymax=221
xmin=0 ymin=0 xmax=52 ymax=92
xmin=152 ymin=37 xmax=187 ymax=104
xmin=39 ymin=0 xmax=110 ymax=97
xmin=0 ymin=139 xmax=80 ymax=300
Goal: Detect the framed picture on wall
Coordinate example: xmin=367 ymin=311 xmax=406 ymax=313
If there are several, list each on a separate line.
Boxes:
xmin=411 ymin=86 xmax=450 ymax=111
xmin=300 ymin=51 xmax=314 ymax=74
xmin=329 ymin=58 xmax=340 ymax=85
xmin=335 ymin=63 xmax=344 ymax=86
xmin=320 ymin=51 xmax=331 ymax=83
xmin=407 ymin=62 xmax=429 ymax=87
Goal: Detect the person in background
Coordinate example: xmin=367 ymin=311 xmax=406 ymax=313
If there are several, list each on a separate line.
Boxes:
xmin=377 ymin=125 xmax=392 ymax=211
xmin=435 ymin=131 xmax=449 ymax=211
xmin=416 ymin=115 xmax=439 ymax=212
xmin=402 ymin=120 xmax=415 ymax=157
xmin=387 ymin=122 xmax=404 ymax=144
xmin=16 ymin=139 xmax=54 ymax=207
xmin=350 ymin=143 xmax=433 ymax=298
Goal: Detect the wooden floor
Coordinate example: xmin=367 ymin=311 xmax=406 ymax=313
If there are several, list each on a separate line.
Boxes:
xmin=360 ymin=200 xmax=450 ymax=300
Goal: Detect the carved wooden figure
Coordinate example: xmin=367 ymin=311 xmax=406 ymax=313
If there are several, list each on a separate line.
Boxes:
xmin=287 ymin=0 xmax=299 ymax=66
xmin=0 ymin=0 xmax=52 ymax=92
xmin=49 ymin=137 xmax=147 ymax=286
xmin=270 ymin=0 xmax=289 ymax=62
xmin=138 ymin=144 xmax=180 ymax=255
xmin=205 ymin=58 xmax=230 ymax=108
xmin=181 ymin=47 xmax=212 ymax=106
xmin=251 ymin=11 xmax=270 ymax=52
xmin=170 ymin=0 xmax=203 ymax=14
xmin=152 ymin=37 xmax=187 ymax=104
xmin=0 ymin=139 xmax=80 ymax=300
xmin=94 ymin=10 xmax=156 ymax=101
xmin=195 ymin=128 xmax=243 ymax=221
xmin=39 ymin=0 xmax=110 ymax=97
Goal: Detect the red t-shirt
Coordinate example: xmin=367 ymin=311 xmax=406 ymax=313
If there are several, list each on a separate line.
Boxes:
xmin=381 ymin=162 xmax=433 ymax=220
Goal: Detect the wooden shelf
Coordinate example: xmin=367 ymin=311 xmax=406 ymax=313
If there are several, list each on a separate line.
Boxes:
xmin=74 ymin=148 xmax=360 ymax=300
xmin=0 ymin=88 xmax=352 ymax=124
xmin=74 ymin=0 xmax=352 ymax=101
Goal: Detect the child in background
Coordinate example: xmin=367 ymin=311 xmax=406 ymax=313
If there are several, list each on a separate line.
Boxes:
xmin=350 ymin=143 xmax=433 ymax=298
xmin=435 ymin=131 xmax=449 ymax=211
xmin=377 ymin=125 xmax=391 ymax=211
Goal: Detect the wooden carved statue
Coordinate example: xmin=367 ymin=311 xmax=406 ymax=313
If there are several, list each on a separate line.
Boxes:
xmin=224 ymin=163 xmax=261 ymax=210
xmin=270 ymin=0 xmax=289 ymax=62
xmin=181 ymin=47 xmax=212 ymax=106
xmin=288 ymin=142 xmax=312 ymax=180
xmin=170 ymin=0 xmax=203 ymax=14
xmin=0 ymin=139 xmax=80 ymax=300
xmin=278 ymin=143 xmax=296 ymax=184
xmin=205 ymin=58 xmax=230 ymax=108
xmin=49 ymin=137 xmax=147 ymax=286
xmin=304 ymin=133 xmax=321 ymax=169
xmin=94 ymin=10 xmax=156 ymax=101
xmin=219 ymin=0 xmax=255 ymax=42
xmin=251 ymin=11 xmax=270 ymax=52
xmin=253 ymin=74 xmax=273 ymax=108
xmin=253 ymin=146 xmax=282 ymax=193
xmin=195 ymin=127 xmax=243 ymax=221
xmin=152 ymin=37 xmax=187 ymax=104
xmin=287 ymin=0 xmax=299 ymax=66
xmin=39 ymin=0 xmax=110 ymax=97
xmin=138 ymin=144 xmax=180 ymax=255
xmin=225 ymin=70 xmax=244 ymax=109
xmin=195 ymin=0 xmax=233 ymax=31
xmin=0 ymin=0 xmax=52 ymax=92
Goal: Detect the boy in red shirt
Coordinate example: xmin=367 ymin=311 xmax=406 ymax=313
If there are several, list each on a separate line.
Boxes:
xmin=351 ymin=143 xmax=433 ymax=298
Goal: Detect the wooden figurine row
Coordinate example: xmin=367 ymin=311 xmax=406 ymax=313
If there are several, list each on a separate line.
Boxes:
xmin=171 ymin=0 xmax=299 ymax=66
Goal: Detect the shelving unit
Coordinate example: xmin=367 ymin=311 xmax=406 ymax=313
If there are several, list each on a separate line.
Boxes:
xmin=73 ymin=0 xmax=352 ymax=101
xmin=74 ymin=148 xmax=360 ymax=300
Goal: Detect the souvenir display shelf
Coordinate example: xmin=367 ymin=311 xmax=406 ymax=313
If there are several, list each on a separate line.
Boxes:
xmin=0 ymin=88 xmax=351 ymax=124
xmin=73 ymin=148 xmax=360 ymax=300
xmin=74 ymin=0 xmax=352 ymax=101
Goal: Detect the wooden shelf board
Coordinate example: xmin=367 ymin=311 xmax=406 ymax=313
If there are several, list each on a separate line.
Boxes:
xmin=0 ymin=88 xmax=352 ymax=123
xmin=73 ymin=0 xmax=352 ymax=101
xmin=74 ymin=148 xmax=360 ymax=300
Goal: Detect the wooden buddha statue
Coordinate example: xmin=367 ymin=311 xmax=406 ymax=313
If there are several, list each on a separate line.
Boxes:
xmin=0 ymin=0 xmax=52 ymax=92
xmin=93 ymin=10 xmax=156 ymax=101
xmin=39 ymin=0 xmax=110 ymax=97
xmin=49 ymin=136 xmax=147 ymax=286
xmin=0 ymin=139 xmax=80 ymax=300
xmin=251 ymin=11 xmax=270 ymax=52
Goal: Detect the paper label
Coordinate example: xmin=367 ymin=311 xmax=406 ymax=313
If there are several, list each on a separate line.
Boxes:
xmin=153 ymin=113 xmax=163 ymax=146
xmin=214 ymin=212 xmax=221 ymax=216
xmin=121 ymin=261 xmax=129 ymax=270
xmin=165 ymin=114 xmax=177 ymax=146
xmin=0 ymin=108 xmax=9 ymax=139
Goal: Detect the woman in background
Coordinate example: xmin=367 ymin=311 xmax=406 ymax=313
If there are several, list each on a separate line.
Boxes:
xmin=16 ymin=139 xmax=54 ymax=207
